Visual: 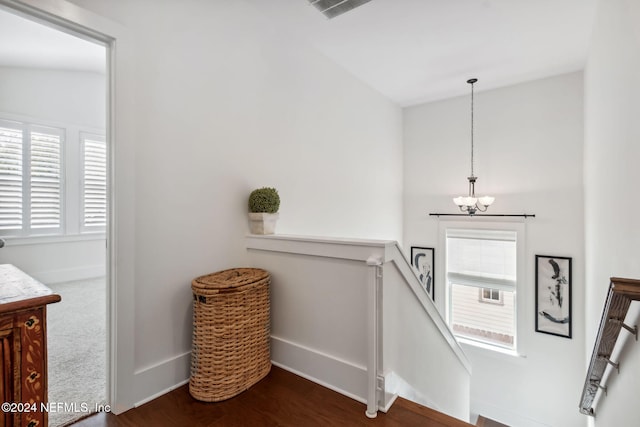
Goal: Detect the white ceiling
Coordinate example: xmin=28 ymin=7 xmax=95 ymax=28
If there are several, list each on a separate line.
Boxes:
xmin=245 ymin=0 xmax=597 ymax=105
xmin=0 ymin=0 xmax=597 ymax=105
xmin=0 ymin=8 xmax=105 ymax=74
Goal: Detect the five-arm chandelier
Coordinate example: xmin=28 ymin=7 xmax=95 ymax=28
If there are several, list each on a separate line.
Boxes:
xmin=453 ymin=78 xmax=494 ymax=215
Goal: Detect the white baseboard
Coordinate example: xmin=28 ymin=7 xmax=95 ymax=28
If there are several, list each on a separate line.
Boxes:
xmin=133 ymin=351 xmax=191 ymax=407
xmin=128 ymin=336 xmax=370 ymax=412
xmin=380 ymin=392 xmax=398 ymax=413
xmin=134 ymin=378 xmax=190 ymax=408
xmin=271 ymin=335 xmax=368 ymax=404
xmin=33 ymin=264 xmax=106 ymax=284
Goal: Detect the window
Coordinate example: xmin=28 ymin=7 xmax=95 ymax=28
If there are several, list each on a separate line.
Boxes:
xmin=0 ymin=116 xmax=106 ymax=238
xmin=446 ymin=228 xmax=518 ymax=350
xmin=81 ymin=133 xmax=107 ymax=231
xmin=480 ymin=288 xmax=503 ymax=304
xmin=0 ymin=124 xmax=22 ymax=231
xmin=0 ymin=119 xmax=63 ymax=236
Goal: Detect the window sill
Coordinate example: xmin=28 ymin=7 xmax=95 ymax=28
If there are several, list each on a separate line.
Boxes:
xmin=2 ymin=233 xmax=106 ymax=247
xmin=457 ymin=337 xmax=526 ymax=360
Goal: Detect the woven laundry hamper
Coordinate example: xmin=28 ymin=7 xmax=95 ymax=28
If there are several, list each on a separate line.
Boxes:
xmin=189 ymin=268 xmax=271 ymax=402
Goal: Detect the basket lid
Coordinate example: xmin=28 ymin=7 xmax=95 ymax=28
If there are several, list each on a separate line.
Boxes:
xmin=192 ymin=268 xmax=269 ymax=291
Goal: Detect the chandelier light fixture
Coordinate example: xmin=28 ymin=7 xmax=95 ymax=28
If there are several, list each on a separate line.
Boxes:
xmin=430 ymin=79 xmax=534 ymax=219
xmin=452 ymin=78 xmax=494 ymax=215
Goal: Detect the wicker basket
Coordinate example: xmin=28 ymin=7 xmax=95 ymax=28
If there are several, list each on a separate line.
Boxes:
xmin=189 ymin=268 xmax=271 ymax=402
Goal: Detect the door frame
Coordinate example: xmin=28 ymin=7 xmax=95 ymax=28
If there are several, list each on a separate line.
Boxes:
xmin=0 ymin=0 xmax=136 ymax=414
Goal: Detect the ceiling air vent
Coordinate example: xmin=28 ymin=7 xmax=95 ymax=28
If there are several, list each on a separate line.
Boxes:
xmin=307 ymin=0 xmax=373 ymax=19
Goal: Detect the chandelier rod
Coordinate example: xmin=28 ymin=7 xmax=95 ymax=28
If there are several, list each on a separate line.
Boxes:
xmin=429 ymin=213 xmax=535 ymax=218
xmin=469 ymin=78 xmax=476 ymax=178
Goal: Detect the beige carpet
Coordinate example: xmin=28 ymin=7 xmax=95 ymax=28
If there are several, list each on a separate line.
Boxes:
xmin=47 ymin=278 xmax=107 ymax=427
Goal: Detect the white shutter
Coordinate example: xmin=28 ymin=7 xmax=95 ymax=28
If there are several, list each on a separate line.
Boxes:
xmin=0 ymin=124 xmax=23 ymax=231
xmin=82 ymin=134 xmax=106 ymax=229
xmin=30 ymin=128 xmax=62 ymax=230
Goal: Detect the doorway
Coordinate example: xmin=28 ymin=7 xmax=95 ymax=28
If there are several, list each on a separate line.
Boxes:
xmin=0 ymin=6 xmax=110 ymax=426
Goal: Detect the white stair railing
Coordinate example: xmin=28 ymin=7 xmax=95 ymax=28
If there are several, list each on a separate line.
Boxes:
xmin=246 ymin=234 xmax=471 ymax=421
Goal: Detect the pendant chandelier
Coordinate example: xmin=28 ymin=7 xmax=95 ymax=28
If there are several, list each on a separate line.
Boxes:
xmin=453 ymin=78 xmax=494 ymax=215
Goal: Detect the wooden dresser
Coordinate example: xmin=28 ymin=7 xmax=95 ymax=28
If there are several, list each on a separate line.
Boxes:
xmin=0 ymin=264 xmax=61 ymax=427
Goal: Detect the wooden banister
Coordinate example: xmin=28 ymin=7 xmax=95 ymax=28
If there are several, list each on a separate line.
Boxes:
xmin=579 ymin=277 xmax=640 ymax=416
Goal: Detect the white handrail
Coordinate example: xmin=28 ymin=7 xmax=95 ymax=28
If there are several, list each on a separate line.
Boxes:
xmin=579 ymin=277 xmax=640 ymax=416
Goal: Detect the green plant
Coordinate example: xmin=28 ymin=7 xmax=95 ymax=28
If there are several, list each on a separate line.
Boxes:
xmin=248 ymin=187 xmax=280 ymax=213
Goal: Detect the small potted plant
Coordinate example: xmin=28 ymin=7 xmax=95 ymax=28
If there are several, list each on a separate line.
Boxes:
xmin=248 ymin=187 xmax=280 ymax=234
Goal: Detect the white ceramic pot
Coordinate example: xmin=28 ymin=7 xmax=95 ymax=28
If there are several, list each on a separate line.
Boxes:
xmin=248 ymin=212 xmax=279 ymax=235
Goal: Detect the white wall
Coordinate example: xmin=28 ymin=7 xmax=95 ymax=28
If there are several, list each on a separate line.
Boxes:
xmin=247 ymin=239 xmax=372 ymax=403
xmin=0 ymin=67 xmax=105 ymax=128
xmin=0 ymin=237 xmax=105 ymax=283
xmin=404 ymin=73 xmax=585 ymax=427
xmin=51 ymin=0 xmax=403 ymax=410
xmin=0 ymin=66 xmax=106 ymax=283
xmin=584 ymin=0 xmax=640 ymax=424
xmin=124 ymin=0 xmax=403 ymax=378
xmin=383 ymin=261 xmax=471 ymax=422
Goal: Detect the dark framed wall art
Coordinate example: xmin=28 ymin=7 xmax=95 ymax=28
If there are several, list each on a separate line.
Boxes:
xmin=535 ymin=255 xmax=572 ymax=338
xmin=411 ymin=246 xmax=435 ymax=302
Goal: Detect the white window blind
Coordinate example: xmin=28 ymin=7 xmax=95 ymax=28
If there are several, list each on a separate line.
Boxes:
xmin=0 ymin=124 xmax=23 ymax=230
xmin=30 ymin=129 xmax=62 ymax=229
xmin=82 ymin=134 xmax=106 ymax=230
xmin=446 ymin=228 xmax=517 ymax=291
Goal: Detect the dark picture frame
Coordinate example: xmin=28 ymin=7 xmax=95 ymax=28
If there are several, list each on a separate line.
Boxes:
xmin=535 ymin=255 xmax=572 ymax=338
xmin=411 ymin=246 xmax=435 ymax=302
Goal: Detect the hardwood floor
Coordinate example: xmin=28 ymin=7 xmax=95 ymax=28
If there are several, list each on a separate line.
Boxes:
xmin=71 ymin=366 xmax=474 ymax=426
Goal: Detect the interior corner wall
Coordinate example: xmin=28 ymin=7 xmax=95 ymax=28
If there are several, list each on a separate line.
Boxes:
xmin=584 ymin=0 xmax=640 ymax=425
xmin=403 ymin=73 xmax=585 ymax=427
xmin=63 ymin=0 xmax=403 ymax=408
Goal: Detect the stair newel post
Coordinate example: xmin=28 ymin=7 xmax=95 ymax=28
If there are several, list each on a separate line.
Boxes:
xmin=366 ymin=256 xmax=382 ymax=418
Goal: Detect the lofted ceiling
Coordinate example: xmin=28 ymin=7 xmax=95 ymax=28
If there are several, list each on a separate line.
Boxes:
xmin=0 ymin=1 xmax=597 ymax=106
xmin=245 ymin=0 xmax=598 ymax=106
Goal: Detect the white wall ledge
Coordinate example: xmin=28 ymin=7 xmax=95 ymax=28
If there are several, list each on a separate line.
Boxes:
xmin=246 ymin=233 xmax=397 ymax=262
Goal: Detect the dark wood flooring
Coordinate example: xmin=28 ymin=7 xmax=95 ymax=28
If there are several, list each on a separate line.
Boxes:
xmin=70 ymin=366 xmax=475 ymax=426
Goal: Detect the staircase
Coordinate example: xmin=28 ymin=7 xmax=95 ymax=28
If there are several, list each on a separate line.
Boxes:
xmin=579 ymin=277 xmax=640 ymax=417
xmin=396 ymin=398 xmax=509 ymax=427
xmin=395 ymin=397 xmax=475 ymax=426
xmin=476 ymin=415 xmax=511 ymax=427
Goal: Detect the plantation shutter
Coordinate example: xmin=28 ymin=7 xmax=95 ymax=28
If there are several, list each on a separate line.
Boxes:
xmin=82 ymin=134 xmax=106 ymax=229
xmin=0 ymin=123 xmax=23 ymax=230
xmin=30 ymin=127 xmax=62 ymax=230
xmin=0 ymin=117 xmax=106 ymax=237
